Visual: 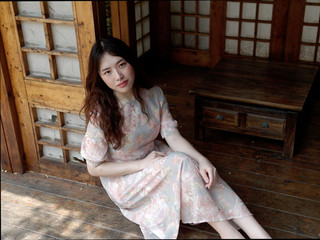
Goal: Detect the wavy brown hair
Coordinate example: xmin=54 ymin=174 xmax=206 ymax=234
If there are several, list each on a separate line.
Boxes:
xmin=81 ymin=37 xmax=152 ymax=149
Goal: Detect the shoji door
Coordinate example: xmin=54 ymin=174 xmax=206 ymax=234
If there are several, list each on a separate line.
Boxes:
xmin=0 ymin=2 xmax=98 ymax=184
xmin=154 ymin=0 xmax=320 ymax=68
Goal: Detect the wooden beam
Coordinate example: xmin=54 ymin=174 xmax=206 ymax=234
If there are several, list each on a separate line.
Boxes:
xmin=284 ymin=0 xmax=306 ymax=62
xmin=270 ymin=0 xmax=290 ymax=61
xmin=73 ymin=1 xmax=97 ymax=86
xmin=210 ymin=0 xmax=226 ymax=68
xmin=0 ymin=30 xmax=26 ymax=174
xmin=0 ymin=2 xmax=39 ymax=171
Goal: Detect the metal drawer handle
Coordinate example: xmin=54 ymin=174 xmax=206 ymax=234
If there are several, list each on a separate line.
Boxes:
xmin=262 ymin=122 xmax=269 ymax=128
xmin=216 ymin=115 xmax=224 ymax=121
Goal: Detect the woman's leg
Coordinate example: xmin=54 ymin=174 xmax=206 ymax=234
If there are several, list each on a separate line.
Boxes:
xmin=208 ymin=220 xmax=245 ymax=239
xmin=233 ymin=216 xmax=272 ymax=239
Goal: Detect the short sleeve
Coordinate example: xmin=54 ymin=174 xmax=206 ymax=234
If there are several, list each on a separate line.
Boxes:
xmin=80 ymin=120 xmax=109 ymax=167
xmin=156 ymin=87 xmax=179 ymax=139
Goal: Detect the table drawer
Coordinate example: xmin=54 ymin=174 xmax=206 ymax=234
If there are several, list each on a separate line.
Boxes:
xmin=203 ymin=107 xmax=239 ymax=127
xmin=246 ymin=113 xmax=286 ymax=137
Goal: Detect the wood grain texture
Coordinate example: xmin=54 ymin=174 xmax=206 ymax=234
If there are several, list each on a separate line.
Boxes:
xmin=0 ymin=2 xmax=39 ymax=171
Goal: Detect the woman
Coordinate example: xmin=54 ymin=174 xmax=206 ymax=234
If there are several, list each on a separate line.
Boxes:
xmin=80 ymin=37 xmax=271 ymax=239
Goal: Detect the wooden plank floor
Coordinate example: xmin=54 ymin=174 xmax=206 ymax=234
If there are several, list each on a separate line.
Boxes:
xmin=2 ymin=64 xmax=320 ymax=239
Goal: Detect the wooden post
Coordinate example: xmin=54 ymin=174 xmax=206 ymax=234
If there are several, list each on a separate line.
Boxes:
xmin=210 ymin=0 xmax=226 ymax=68
xmin=270 ymin=0 xmax=290 ymax=61
xmin=283 ymin=112 xmax=298 ymax=159
xmin=0 ymin=31 xmax=26 ymax=174
xmin=110 ymin=1 xmax=136 ymax=50
xmin=284 ymin=0 xmax=306 ymax=62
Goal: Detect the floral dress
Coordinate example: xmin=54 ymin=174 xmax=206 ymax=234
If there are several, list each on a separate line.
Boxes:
xmin=81 ymin=86 xmax=252 ymax=239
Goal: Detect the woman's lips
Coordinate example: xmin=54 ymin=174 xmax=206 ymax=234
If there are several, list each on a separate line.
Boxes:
xmin=117 ymin=80 xmax=128 ymax=88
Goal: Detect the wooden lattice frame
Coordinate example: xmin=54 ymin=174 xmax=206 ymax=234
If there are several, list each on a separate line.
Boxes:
xmin=12 ymin=1 xmax=83 ymax=84
xmin=299 ymin=0 xmax=320 ymax=63
xmin=224 ymin=0 xmax=274 ymax=58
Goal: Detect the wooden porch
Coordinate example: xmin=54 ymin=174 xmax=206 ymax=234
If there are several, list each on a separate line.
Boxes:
xmin=2 ymin=64 xmax=320 ymax=239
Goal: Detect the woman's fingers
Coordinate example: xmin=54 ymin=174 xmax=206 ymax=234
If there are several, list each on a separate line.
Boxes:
xmin=206 ymin=168 xmax=214 ymax=189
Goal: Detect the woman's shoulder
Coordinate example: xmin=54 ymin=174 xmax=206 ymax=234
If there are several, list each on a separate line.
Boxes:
xmin=141 ymin=86 xmax=164 ymax=99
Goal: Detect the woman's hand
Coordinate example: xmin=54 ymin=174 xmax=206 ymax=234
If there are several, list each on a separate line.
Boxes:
xmin=197 ymin=158 xmax=217 ymax=189
xmin=139 ymin=151 xmax=166 ymax=170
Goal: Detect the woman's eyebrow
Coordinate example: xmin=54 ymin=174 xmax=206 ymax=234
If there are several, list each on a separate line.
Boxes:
xmin=101 ymin=58 xmax=124 ymax=72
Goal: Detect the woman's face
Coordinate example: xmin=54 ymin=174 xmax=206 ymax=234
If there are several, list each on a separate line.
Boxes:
xmin=98 ymin=52 xmax=135 ymax=100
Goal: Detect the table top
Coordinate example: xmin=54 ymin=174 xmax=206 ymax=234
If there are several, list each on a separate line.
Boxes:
xmin=190 ymin=58 xmax=319 ymax=111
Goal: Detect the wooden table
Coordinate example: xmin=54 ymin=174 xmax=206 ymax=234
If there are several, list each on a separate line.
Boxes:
xmin=190 ymin=58 xmax=319 ymax=159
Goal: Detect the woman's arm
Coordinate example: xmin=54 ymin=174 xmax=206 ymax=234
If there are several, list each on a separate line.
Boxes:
xmin=165 ymin=132 xmax=217 ymax=189
xmin=86 ymin=151 xmax=166 ymax=177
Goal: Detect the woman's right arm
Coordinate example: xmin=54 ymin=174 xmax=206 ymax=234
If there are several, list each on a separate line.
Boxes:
xmin=86 ymin=151 xmax=166 ymax=177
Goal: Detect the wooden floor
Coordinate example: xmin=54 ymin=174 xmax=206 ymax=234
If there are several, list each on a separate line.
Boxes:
xmin=2 ymin=64 xmax=320 ymax=239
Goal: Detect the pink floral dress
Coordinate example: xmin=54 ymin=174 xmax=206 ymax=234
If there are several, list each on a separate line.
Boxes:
xmin=81 ymin=86 xmax=252 ymax=239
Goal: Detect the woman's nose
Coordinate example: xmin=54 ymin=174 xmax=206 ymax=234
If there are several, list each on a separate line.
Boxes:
xmin=115 ymin=69 xmax=123 ymax=80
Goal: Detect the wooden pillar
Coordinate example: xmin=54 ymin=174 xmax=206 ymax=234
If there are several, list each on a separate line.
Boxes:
xmin=0 ymin=31 xmax=26 ymax=174
xmin=210 ymin=0 xmax=226 ymax=68
xmin=284 ymin=0 xmax=306 ymax=62
xmin=110 ymin=1 xmax=136 ymax=51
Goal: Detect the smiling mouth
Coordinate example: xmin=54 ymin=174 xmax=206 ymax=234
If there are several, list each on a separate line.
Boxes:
xmin=117 ymin=80 xmax=128 ymax=87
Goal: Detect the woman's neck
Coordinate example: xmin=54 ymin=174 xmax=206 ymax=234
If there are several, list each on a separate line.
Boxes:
xmin=115 ymin=91 xmax=135 ymax=104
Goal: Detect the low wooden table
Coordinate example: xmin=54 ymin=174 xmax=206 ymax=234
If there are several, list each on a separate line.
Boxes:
xmin=190 ymin=58 xmax=319 ymax=159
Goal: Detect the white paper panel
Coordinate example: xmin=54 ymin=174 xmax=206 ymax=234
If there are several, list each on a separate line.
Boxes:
xmin=36 ymin=108 xmax=58 ymax=123
xmin=184 ymin=34 xmax=195 ymax=49
xmin=198 ymin=17 xmax=210 ymax=33
xmin=184 ymin=0 xmax=196 ymax=14
xmin=142 ymin=17 xmax=150 ymax=35
xmin=226 ymin=2 xmax=240 ymax=18
xmin=137 ymin=40 xmax=143 ymax=57
xmin=143 ymin=35 xmax=151 ymax=52
xmin=304 ymin=5 xmax=320 ymax=23
xmin=257 ymin=23 xmax=271 ymax=40
xmin=135 ymin=3 xmax=141 ymax=21
xmin=66 ymin=132 xmax=84 ymax=146
xmin=21 ymin=21 xmax=46 ymax=48
xmin=171 ymin=33 xmax=181 ymax=47
xmin=43 ymin=145 xmax=63 ymax=160
xmin=136 ymin=22 xmax=142 ymax=40
xmin=69 ymin=150 xmax=84 ymax=162
xmin=39 ymin=127 xmax=61 ymax=142
xmin=170 ymin=1 xmax=181 ymax=13
xmin=171 ymin=16 xmax=181 ymax=30
xmin=256 ymin=42 xmax=269 ymax=57
xmin=17 ymin=1 xmax=42 ymax=17
xmin=184 ymin=16 xmax=196 ymax=32
xmin=47 ymin=1 xmax=73 ymax=20
xmin=51 ymin=24 xmax=77 ymax=52
xmin=242 ymin=3 xmax=256 ymax=19
xmin=299 ymin=45 xmax=315 ymax=61
xmin=63 ymin=113 xmax=86 ymax=128
xmin=141 ymin=1 xmax=149 ymax=18
xmin=302 ymin=26 xmax=318 ymax=43
xmin=225 ymin=39 xmax=238 ymax=54
xmin=199 ymin=1 xmax=210 ymax=15
xmin=258 ymin=4 xmax=273 ymax=21
xmin=306 ymin=0 xmax=320 ymax=3
xmin=27 ymin=52 xmax=51 ymax=78
xmin=226 ymin=21 xmax=239 ymax=37
xmin=241 ymin=22 xmax=255 ymax=38
xmin=240 ymin=40 xmax=254 ymax=56
xmin=198 ymin=35 xmax=209 ymax=50
xmin=56 ymin=56 xmax=81 ymax=82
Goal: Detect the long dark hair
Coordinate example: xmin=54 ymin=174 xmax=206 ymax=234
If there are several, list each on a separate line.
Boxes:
xmin=81 ymin=37 xmax=152 ymax=149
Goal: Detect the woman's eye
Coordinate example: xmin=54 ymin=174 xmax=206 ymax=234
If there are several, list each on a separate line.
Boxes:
xmin=119 ymin=62 xmax=126 ymax=67
xmin=104 ymin=71 xmax=111 ymax=75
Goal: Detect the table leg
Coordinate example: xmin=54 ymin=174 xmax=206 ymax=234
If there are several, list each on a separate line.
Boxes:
xmin=283 ymin=112 xmax=298 ymax=159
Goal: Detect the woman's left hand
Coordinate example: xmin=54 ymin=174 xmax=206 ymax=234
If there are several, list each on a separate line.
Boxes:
xmin=197 ymin=158 xmax=217 ymax=189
